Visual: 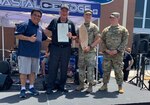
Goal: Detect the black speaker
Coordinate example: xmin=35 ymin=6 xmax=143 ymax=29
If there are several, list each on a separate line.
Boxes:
xmin=132 ymin=34 xmax=150 ymax=54
xmin=0 ymin=74 xmax=13 ymax=90
xmin=146 ymin=43 xmax=150 ymax=58
xmin=0 ymin=61 xmax=11 ymax=74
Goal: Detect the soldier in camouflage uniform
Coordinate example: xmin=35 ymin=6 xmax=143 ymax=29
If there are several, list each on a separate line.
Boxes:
xmin=75 ymin=10 xmax=101 ymax=93
xmin=99 ymin=12 xmax=129 ymax=94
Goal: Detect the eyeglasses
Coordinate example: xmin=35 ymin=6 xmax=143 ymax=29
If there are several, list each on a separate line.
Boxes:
xmin=32 ymin=14 xmax=42 ymax=18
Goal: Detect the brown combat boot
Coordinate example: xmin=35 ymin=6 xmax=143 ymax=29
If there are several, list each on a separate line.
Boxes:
xmin=92 ymin=80 xmax=97 ymax=86
xmin=99 ymin=84 xmax=108 ymax=91
xmin=118 ymin=85 xmax=124 ymax=94
xmin=75 ymin=83 xmax=84 ymax=91
xmin=85 ymin=83 xmax=93 ymax=93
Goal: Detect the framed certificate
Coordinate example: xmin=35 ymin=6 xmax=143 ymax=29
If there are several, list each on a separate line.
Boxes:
xmin=57 ymin=23 xmax=69 ymax=42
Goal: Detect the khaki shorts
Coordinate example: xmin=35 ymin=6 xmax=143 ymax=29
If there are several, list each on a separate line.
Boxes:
xmin=18 ymin=56 xmax=40 ymax=74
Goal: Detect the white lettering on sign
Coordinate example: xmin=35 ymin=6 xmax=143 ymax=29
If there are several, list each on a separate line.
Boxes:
xmin=0 ymin=0 xmax=99 ymax=15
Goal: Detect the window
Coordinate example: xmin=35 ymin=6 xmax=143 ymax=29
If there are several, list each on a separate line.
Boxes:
xmin=134 ymin=18 xmax=142 ymax=28
xmin=145 ymin=19 xmax=150 ymax=28
xmin=145 ymin=0 xmax=150 ymax=28
xmin=134 ymin=0 xmax=150 ymax=29
xmin=146 ymin=0 xmax=150 ymax=18
xmin=134 ymin=0 xmax=144 ymax=18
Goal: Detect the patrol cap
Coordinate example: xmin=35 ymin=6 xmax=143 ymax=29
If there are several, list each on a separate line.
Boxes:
xmin=84 ymin=9 xmax=93 ymax=15
xmin=110 ymin=12 xmax=120 ymax=18
xmin=61 ymin=4 xmax=69 ymax=10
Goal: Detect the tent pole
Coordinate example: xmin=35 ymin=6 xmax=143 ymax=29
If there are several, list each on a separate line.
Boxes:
xmin=122 ymin=0 xmax=128 ymax=27
xmin=1 ymin=17 xmax=5 ymax=61
xmin=96 ymin=18 xmax=100 ymax=82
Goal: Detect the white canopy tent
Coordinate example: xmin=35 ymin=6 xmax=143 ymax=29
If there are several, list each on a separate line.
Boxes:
xmin=0 ymin=0 xmax=102 ymax=61
xmin=0 ymin=10 xmax=96 ymax=60
xmin=0 ymin=10 xmax=97 ymax=28
xmin=0 ymin=10 xmax=98 ymax=60
xmin=0 ymin=0 xmax=113 ymax=81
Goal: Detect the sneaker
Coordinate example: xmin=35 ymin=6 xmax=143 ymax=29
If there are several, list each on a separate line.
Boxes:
xmin=29 ymin=88 xmax=39 ymax=96
xmin=99 ymin=84 xmax=108 ymax=91
xmin=20 ymin=89 xmax=26 ymax=98
xmin=118 ymin=86 xmax=124 ymax=94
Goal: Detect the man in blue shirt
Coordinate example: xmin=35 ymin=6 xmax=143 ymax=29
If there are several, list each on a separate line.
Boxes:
xmin=45 ymin=4 xmax=77 ymax=94
xmin=15 ymin=9 xmax=50 ymax=98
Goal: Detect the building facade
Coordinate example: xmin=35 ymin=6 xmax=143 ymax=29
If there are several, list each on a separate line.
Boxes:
xmin=134 ymin=0 xmax=150 ymax=34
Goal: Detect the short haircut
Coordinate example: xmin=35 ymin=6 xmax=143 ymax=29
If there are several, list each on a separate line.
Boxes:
xmin=31 ymin=9 xmax=43 ymax=16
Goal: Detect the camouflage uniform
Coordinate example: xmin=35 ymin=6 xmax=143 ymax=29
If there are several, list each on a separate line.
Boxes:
xmin=101 ymin=24 xmax=129 ymax=86
xmin=78 ymin=22 xmax=100 ymax=84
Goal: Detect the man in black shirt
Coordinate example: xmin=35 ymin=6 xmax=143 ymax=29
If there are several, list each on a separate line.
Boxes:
xmin=45 ymin=4 xmax=76 ymax=94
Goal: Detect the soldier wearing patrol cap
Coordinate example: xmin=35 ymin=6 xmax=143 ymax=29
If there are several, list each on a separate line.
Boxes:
xmin=84 ymin=9 xmax=93 ymax=14
xmin=110 ymin=12 xmax=120 ymax=18
xmin=99 ymin=12 xmax=129 ymax=94
xmin=75 ymin=9 xmax=101 ymax=93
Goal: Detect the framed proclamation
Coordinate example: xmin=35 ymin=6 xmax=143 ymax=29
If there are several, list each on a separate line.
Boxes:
xmin=57 ymin=23 xmax=69 ymax=42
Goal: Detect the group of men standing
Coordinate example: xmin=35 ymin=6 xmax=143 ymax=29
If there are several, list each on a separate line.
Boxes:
xmin=14 ymin=4 xmax=129 ymax=98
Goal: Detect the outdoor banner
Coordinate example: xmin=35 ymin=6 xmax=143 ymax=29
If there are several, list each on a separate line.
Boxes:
xmin=61 ymin=0 xmax=113 ymax=4
xmin=0 ymin=0 xmax=101 ymax=18
xmin=86 ymin=0 xmax=113 ymax=4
